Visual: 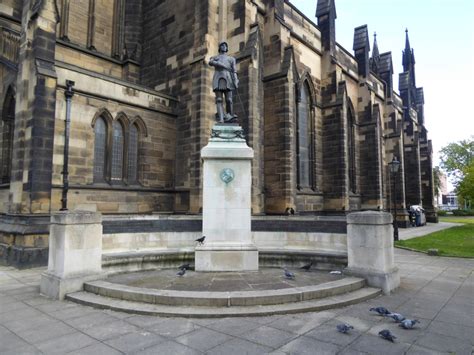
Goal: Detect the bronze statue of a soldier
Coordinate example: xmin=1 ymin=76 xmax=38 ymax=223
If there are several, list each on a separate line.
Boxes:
xmin=209 ymin=42 xmax=239 ymax=123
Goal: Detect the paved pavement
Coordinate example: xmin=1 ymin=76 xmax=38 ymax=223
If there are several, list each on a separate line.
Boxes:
xmin=1 ymin=249 xmax=473 ymax=353
xmin=399 ymin=222 xmax=461 ymax=241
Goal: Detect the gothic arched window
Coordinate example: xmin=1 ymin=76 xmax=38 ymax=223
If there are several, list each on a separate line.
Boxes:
xmin=1 ymin=87 xmax=15 ymax=184
xmin=111 ymin=120 xmax=125 ymax=182
xmin=93 ymin=116 xmax=107 ymax=182
xmin=128 ymin=123 xmax=139 ymax=183
xmin=92 ymin=111 xmax=146 ymax=185
xmin=347 ymin=103 xmax=356 ymax=193
xmin=297 ymin=81 xmax=315 ymax=190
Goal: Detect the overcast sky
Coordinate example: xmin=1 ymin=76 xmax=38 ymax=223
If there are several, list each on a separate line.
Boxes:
xmin=290 ymin=0 xmax=474 ymax=169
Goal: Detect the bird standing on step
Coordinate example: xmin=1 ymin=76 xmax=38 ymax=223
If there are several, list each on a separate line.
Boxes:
xmin=176 ymin=268 xmax=186 ymax=277
xmin=195 ymin=236 xmax=206 ymax=245
xmin=399 ymin=319 xmax=419 ymax=329
xmin=336 ymin=323 xmax=354 ymax=334
xmin=378 ymin=329 xmax=396 ymax=342
xmin=284 ymin=268 xmax=295 ymax=279
xmin=300 ymin=262 xmax=313 ymax=271
xmin=370 ymin=307 xmax=391 ymax=316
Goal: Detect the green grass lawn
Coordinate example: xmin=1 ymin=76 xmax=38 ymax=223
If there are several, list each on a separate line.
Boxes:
xmin=396 ymin=220 xmax=474 ymax=258
xmin=439 ymin=216 xmax=474 ymax=224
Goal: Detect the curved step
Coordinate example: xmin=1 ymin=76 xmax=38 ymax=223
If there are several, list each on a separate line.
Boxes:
xmin=83 ymin=277 xmax=366 ymax=307
xmin=66 ymin=287 xmax=381 ymax=318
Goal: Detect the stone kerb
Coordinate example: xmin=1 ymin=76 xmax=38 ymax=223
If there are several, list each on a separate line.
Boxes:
xmin=40 ymin=211 xmax=105 ymax=300
xmin=345 ymin=211 xmax=400 ymax=294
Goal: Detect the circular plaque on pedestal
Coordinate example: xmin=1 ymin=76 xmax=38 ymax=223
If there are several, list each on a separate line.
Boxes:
xmin=220 ymin=168 xmax=235 ymax=184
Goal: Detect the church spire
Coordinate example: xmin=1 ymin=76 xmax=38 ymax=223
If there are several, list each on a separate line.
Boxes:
xmin=372 ymin=32 xmax=380 ymax=59
xmin=402 ymin=28 xmax=415 ymax=73
xmin=404 ymin=28 xmax=410 ymax=52
xmin=370 ymin=32 xmax=380 ymax=73
xmin=402 ymin=29 xmax=416 ymax=88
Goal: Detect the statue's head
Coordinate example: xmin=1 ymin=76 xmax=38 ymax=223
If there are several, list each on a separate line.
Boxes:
xmin=218 ymin=41 xmax=228 ymax=53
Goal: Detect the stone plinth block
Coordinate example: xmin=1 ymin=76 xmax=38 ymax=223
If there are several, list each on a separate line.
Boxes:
xmin=40 ymin=211 xmax=105 ymax=300
xmin=344 ymin=211 xmax=400 ymax=294
xmin=195 ymin=244 xmax=259 ymax=272
xmin=196 ymin=124 xmax=258 ymax=271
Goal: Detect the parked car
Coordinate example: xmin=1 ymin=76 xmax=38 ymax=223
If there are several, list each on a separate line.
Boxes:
xmin=409 ymin=205 xmax=426 ymax=226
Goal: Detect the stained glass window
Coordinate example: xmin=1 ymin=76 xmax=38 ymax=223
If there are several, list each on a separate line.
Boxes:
xmin=1 ymin=89 xmax=15 ymax=183
xmin=128 ymin=124 xmax=138 ymax=183
xmin=297 ymin=82 xmax=314 ymax=189
xmin=111 ymin=120 xmax=124 ymax=181
xmin=348 ymin=108 xmax=356 ymax=193
xmin=93 ymin=117 xmax=107 ymax=182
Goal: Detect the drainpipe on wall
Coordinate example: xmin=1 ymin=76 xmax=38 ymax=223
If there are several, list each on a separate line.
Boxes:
xmin=60 ymin=80 xmax=75 ymax=211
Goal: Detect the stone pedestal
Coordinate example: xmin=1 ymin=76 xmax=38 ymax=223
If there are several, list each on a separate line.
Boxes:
xmin=345 ymin=211 xmax=400 ymax=294
xmin=195 ymin=124 xmax=258 ymax=271
xmin=40 ymin=211 xmax=105 ymax=300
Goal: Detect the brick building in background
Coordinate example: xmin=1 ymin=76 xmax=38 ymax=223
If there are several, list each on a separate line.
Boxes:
xmin=0 ymin=0 xmax=436 ymax=267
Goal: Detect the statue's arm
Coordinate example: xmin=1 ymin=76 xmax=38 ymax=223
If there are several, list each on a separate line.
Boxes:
xmin=231 ymin=57 xmax=239 ymax=87
xmin=209 ymin=56 xmax=218 ymax=67
xmin=210 ymin=56 xmax=232 ymax=71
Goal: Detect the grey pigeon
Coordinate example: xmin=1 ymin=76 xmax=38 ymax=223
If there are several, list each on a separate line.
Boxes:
xmin=300 ymin=262 xmax=313 ymax=271
xmin=399 ymin=319 xmax=419 ymax=329
xmin=178 ymin=263 xmax=191 ymax=270
xmin=284 ymin=268 xmax=295 ymax=279
xmin=195 ymin=236 xmax=206 ymax=245
xmin=386 ymin=312 xmax=405 ymax=322
xmin=370 ymin=307 xmax=390 ymax=316
xmin=176 ymin=268 xmax=186 ymax=276
xmin=336 ymin=323 xmax=354 ymax=334
xmin=378 ymin=329 xmax=396 ymax=342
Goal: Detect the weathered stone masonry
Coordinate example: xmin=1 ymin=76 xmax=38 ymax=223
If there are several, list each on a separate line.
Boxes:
xmin=0 ymin=0 xmax=437 ymax=267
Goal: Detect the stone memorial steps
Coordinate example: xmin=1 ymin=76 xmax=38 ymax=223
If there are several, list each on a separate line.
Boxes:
xmin=66 ymin=277 xmax=381 ymax=317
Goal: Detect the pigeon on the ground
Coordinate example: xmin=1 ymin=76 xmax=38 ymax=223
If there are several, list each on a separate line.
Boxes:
xmin=378 ymin=329 xmax=396 ymax=342
xmin=195 ymin=236 xmax=206 ymax=245
xmin=284 ymin=268 xmax=295 ymax=279
xmin=178 ymin=263 xmax=191 ymax=270
xmin=176 ymin=268 xmax=186 ymax=276
xmin=370 ymin=307 xmax=391 ymax=316
xmin=386 ymin=312 xmax=405 ymax=322
xmin=336 ymin=323 xmax=354 ymax=334
xmin=300 ymin=262 xmax=313 ymax=271
xmin=399 ymin=319 xmax=419 ymax=329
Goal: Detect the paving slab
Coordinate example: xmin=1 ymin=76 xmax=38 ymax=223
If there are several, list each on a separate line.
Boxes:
xmin=104 ymin=330 xmax=167 ymax=352
xmin=175 ymin=327 xmax=233 ymax=352
xmin=414 ymin=331 xmax=472 ymax=355
xmin=66 ymin=342 xmax=124 ymax=355
xmin=427 ymin=320 xmax=474 ymax=343
xmin=133 ymin=340 xmax=202 ymax=355
xmin=276 ymin=335 xmax=342 ymax=354
xmin=265 ymin=311 xmax=335 ymax=335
xmin=146 ymin=317 xmax=201 ymax=338
xmin=205 ymin=317 xmax=261 ymax=336
xmin=206 ymin=337 xmax=273 ymax=355
xmin=238 ymin=325 xmax=297 ymax=348
xmin=35 ymin=332 xmax=98 ymax=354
xmin=349 ymin=333 xmax=411 ymax=354
xmin=304 ymin=323 xmax=361 ymax=347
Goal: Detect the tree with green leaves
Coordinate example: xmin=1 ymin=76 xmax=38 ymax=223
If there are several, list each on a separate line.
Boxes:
xmin=457 ymin=163 xmax=474 ymax=209
xmin=439 ymin=138 xmax=474 ymax=183
xmin=439 ymin=137 xmax=474 ymax=209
